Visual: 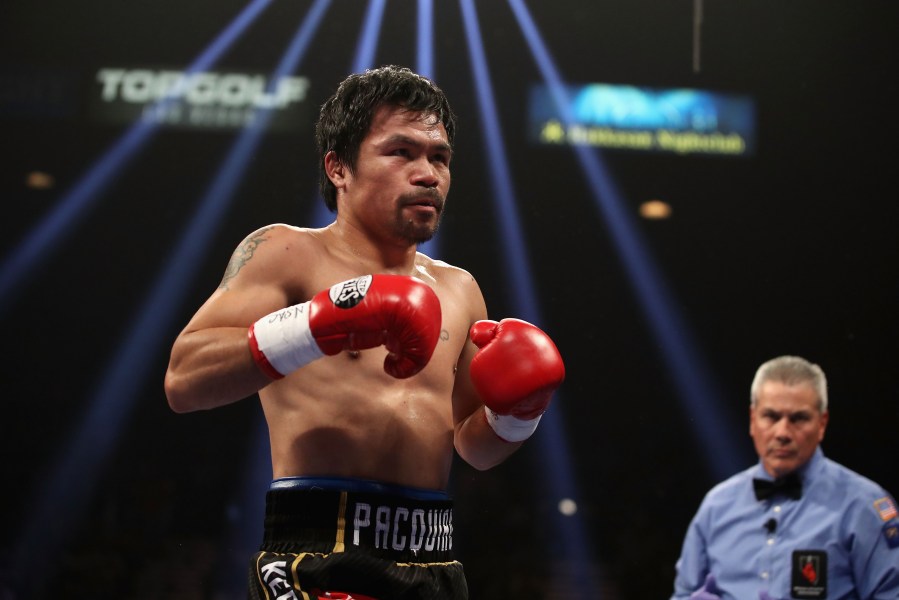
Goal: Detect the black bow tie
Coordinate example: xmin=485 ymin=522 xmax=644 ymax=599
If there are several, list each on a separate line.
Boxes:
xmin=753 ymin=473 xmax=802 ymax=501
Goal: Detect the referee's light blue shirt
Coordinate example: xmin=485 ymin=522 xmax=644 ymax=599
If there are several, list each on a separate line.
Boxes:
xmin=671 ymin=448 xmax=899 ymax=599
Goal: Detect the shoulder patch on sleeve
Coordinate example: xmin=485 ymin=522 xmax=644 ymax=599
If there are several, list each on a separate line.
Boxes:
xmin=874 ymin=496 xmax=898 ymax=521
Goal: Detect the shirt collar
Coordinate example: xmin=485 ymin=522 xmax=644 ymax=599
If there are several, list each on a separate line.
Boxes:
xmin=752 ymin=446 xmax=825 ymax=484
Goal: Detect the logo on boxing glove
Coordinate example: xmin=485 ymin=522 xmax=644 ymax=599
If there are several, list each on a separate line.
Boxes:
xmin=328 ymin=275 xmax=373 ymax=309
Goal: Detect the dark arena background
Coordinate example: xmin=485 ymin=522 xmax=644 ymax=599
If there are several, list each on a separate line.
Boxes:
xmin=1 ymin=1 xmax=897 ymax=598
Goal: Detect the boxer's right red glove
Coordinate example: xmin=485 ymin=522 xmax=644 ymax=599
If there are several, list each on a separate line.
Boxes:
xmin=249 ymin=274 xmax=441 ymax=379
xmin=469 ymin=318 xmax=565 ymax=442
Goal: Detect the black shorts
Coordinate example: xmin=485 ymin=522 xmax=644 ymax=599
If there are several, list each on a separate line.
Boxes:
xmin=248 ymin=477 xmax=468 ymax=600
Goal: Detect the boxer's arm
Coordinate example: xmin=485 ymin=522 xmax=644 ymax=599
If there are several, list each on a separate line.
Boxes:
xmin=167 ymin=227 xmax=443 ymax=413
xmin=165 ymin=307 xmax=279 ymax=413
xmin=468 ymin=318 xmax=564 ymax=441
xmin=453 ymin=332 xmax=525 ymax=470
xmin=450 ymin=276 xmax=523 ymax=470
xmin=164 ymin=226 xmax=297 ymax=413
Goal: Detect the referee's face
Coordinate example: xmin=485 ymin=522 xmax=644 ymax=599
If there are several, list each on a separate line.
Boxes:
xmin=750 ymin=380 xmax=829 ymax=478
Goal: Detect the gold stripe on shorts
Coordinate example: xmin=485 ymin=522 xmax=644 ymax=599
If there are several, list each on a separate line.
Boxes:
xmin=333 ymin=490 xmax=347 ymax=553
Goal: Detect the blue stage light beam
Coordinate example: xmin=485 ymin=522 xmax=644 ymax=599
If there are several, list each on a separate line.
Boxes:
xmin=507 ymin=0 xmax=744 ymax=480
xmin=459 ymin=0 xmax=603 ymax=592
xmin=417 ymin=0 xmax=435 ymax=78
xmin=351 ymin=0 xmax=387 ymax=74
xmin=0 ymin=0 xmax=275 ymax=316
xmin=9 ymin=1 xmax=334 ymax=595
xmin=414 ymin=0 xmax=443 ymax=260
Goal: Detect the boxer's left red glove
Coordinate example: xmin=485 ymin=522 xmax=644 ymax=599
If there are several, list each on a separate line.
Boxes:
xmin=469 ymin=318 xmax=565 ymax=442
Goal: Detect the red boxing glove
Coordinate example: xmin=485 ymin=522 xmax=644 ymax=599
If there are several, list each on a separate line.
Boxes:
xmin=469 ymin=318 xmax=565 ymax=441
xmin=249 ymin=274 xmax=441 ymax=379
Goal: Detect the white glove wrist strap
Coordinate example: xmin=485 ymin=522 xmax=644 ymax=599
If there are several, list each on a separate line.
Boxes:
xmin=484 ymin=406 xmax=542 ymax=442
xmin=249 ymin=301 xmax=324 ymax=377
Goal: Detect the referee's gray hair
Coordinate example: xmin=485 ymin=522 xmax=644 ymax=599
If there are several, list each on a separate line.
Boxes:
xmin=750 ymin=355 xmax=828 ymax=412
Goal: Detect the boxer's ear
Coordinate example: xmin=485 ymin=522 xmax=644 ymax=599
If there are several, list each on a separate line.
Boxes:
xmin=324 ymin=151 xmax=347 ymax=189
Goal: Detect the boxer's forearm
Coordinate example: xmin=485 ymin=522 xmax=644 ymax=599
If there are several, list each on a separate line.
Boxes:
xmin=453 ymin=407 xmax=523 ymax=471
xmin=165 ymin=327 xmax=272 ymax=412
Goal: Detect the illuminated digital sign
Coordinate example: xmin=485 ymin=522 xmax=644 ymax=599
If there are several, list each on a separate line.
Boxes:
xmin=529 ymin=83 xmax=755 ymax=156
xmin=90 ymin=67 xmax=311 ymax=132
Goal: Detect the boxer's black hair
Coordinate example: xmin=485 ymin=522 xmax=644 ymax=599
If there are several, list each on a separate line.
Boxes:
xmin=315 ymin=65 xmax=456 ymax=212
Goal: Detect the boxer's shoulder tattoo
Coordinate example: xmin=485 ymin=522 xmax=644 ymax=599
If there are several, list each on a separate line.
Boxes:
xmin=440 ymin=329 xmax=450 ymax=342
xmin=218 ymin=228 xmax=273 ymax=289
